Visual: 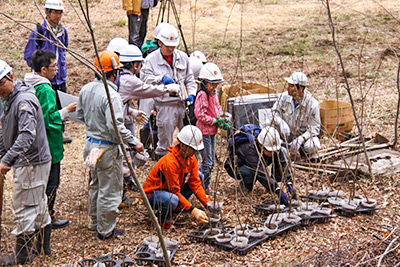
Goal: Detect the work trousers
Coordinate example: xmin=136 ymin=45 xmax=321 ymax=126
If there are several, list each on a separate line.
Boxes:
xmin=84 ymin=141 xmax=123 ymax=237
xmin=237 ymin=165 xmax=278 ymax=192
xmin=12 ymin=162 xmax=51 ymax=235
xmin=154 ymin=103 xmax=185 ymax=157
xmin=128 ymin=8 xmax=149 ymax=48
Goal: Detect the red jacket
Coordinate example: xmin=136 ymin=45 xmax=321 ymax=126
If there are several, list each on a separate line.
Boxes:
xmin=143 ymin=145 xmax=210 ymax=211
xmin=194 ymin=90 xmax=222 ymax=135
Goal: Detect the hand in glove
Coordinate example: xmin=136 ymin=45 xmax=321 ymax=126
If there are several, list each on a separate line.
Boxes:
xmin=214 ymin=118 xmax=231 ymax=130
xmin=222 ymin=121 xmax=232 ymax=131
xmin=279 ymin=120 xmax=291 ymax=137
xmin=135 ymin=111 xmax=148 ymax=124
xmin=166 ymin=83 xmax=180 ymax=97
xmin=161 ymin=75 xmax=175 ymax=85
xmin=275 ymin=188 xmax=289 ymax=206
xmin=184 ymin=95 xmax=195 ymax=104
xmin=290 ymin=136 xmax=305 ymax=151
xmin=191 ymin=208 xmax=208 ymax=223
xmin=129 ymin=142 xmax=145 ymax=153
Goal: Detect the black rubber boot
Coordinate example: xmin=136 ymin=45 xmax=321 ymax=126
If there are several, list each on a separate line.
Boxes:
xmin=51 ymin=214 xmax=69 ymax=230
xmin=0 ymin=233 xmax=34 ymax=266
xmin=35 ymin=224 xmax=51 ymax=255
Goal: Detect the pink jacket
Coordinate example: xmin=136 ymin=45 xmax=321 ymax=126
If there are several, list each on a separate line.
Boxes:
xmin=194 ymin=90 xmax=223 ymax=135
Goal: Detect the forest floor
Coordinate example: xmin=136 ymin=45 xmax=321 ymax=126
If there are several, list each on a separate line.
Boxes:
xmin=0 ymin=0 xmax=400 ymax=266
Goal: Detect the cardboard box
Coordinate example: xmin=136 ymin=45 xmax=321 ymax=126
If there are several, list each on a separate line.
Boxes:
xmin=320 ymin=100 xmax=354 ymax=135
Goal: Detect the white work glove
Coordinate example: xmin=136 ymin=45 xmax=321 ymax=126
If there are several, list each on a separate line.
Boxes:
xmin=165 ymin=83 xmax=180 ymax=97
xmin=290 ymin=136 xmax=305 ymax=151
xmin=191 ymin=208 xmax=208 ymax=223
xmin=279 ymin=120 xmax=291 ymax=137
xmin=134 ymin=111 xmax=148 ymax=125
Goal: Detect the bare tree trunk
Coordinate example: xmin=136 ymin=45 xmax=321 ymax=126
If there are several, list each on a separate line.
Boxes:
xmin=324 ymin=0 xmax=375 ymax=181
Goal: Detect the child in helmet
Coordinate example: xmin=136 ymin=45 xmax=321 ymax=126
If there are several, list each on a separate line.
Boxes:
xmin=194 ymin=63 xmax=230 ymax=192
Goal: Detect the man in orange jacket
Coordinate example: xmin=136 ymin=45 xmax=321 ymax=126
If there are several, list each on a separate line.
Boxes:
xmin=143 ymin=125 xmax=211 ymax=229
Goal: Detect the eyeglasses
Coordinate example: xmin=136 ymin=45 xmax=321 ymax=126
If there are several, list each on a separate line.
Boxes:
xmin=47 ymin=63 xmax=58 ymax=69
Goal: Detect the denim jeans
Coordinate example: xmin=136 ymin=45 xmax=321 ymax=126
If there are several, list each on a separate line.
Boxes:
xmin=200 ymin=134 xmax=216 ymax=190
xmin=148 ymin=184 xmax=194 ymax=223
xmin=148 ymin=191 xmax=179 ymax=223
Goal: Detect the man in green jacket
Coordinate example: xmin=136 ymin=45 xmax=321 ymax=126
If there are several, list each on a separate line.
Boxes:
xmin=24 ymin=50 xmax=76 ymax=233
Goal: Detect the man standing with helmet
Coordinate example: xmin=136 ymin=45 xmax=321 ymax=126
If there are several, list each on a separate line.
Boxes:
xmin=24 ymin=0 xmax=72 ymax=144
xmin=123 ymin=0 xmax=155 ymax=47
xmin=0 ymin=60 xmax=52 ymax=265
xmin=141 ymin=24 xmax=197 ymax=160
xmin=77 ymin=51 xmax=144 ymax=240
xmin=271 ymin=72 xmax=321 ymax=156
xmin=141 ymin=22 xmax=171 ymax=58
xmin=117 ymin=44 xmax=178 ymax=207
xmin=230 ymin=127 xmax=295 ymax=206
xmin=119 ymin=44 xmax=179 ymax=134
xmin=107 ymin=37 xmax=129 ymax=56
xmin=143 ymin=125 xmax=211 ymax=229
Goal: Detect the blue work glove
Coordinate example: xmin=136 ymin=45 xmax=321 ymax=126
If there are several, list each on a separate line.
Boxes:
xmin=184 ymin=95 xmax=195 ymax=103
xmin=162 ymin=75 xmax=175 ymax=85
xmin=275 ymin=188 xmax=289 ymax=206
xmin=287 ymin=183 xmax=297 ymax=199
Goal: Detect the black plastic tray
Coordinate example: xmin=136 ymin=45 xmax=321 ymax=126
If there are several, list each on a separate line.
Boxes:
xmin=298 ymin=214 xmax=334 ymax=226
xmin=300 ymin=194 xmax=330 ymax=203
xmin=187 ymin=222 xmax=299 ymax=255
xmin=134 ymin=243 xmax=178 ymax=266
xmin=252 ymin=201 xmax=290 ymax=215
xmin=78 ymin=253 xmax=135 ymax=267
xmin=332 ymin=205 xmax=378 ymax=217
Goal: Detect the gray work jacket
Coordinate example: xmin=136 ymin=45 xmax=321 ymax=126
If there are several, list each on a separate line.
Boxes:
xmin=0 ymin=80 xmax=51 ymax=167
xmin=140 ymin=48 xmax=196 ymax=105
xmin=76 ymin=79 xmax=138 ymax=146
xmin=272 ymin=91 xmax=321 ymax=142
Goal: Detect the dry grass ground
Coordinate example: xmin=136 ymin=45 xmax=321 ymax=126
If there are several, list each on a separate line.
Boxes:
xmin=0 ymin=0 xmax=400 ymax=266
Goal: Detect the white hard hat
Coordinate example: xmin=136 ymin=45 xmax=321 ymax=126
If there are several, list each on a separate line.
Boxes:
xmin=119 ymin=44 xmax=144 ymax=62
xmin=284 ymin=72 xmax=308 ymax=87
xmin=177 ymin=125 xmax=204 ymax=151
xmin=0 ymin=60 xmax=12 ymax=80
xmin=189 ymin=56 xmax=203 ymax=79
xmin=190 ymin=50 xmax=207 ymax=63
xmin=44 ymin=0 xmax=64 ymax=10
xmin=199 ymin=63 xmax=224 ymax=83
xmin=157 ymin=24 xmax=179 ymax=47
xmin=257 ymin=127 xmax=281 ymax=152
xmin=154 ymin=22 xmax=171 ymax=39
xmin=107 ymin=37 xmax=128 ymax=55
